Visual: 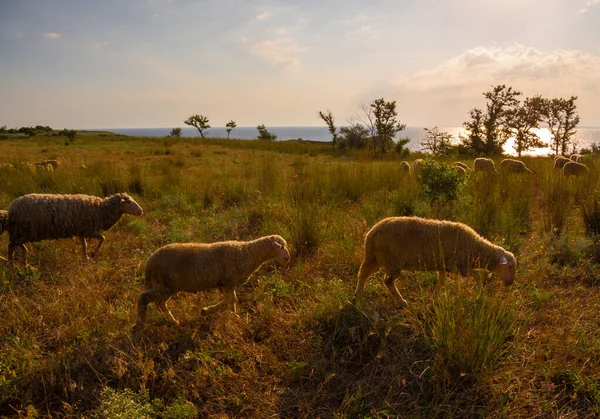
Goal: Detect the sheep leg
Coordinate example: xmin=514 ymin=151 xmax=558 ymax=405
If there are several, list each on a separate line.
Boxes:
xmin=383 ymin=274 xmax=408 ymax=307
xmin=200 ymin=288 xmax=236 ymax=316
xmin=8 ymin=242 xmax=28 ymax=267
xmin=79 ymin=238 xmax=90 ymax=260
xmin=136 ymin=288 xmax=179 ymax=326
xmin=90 ymin=234 xmax=105 ymax=258
xmin=354 ymin=256 xmax=379 ymax=301
xmin=156 ymin=294 xmax=179 ymax=324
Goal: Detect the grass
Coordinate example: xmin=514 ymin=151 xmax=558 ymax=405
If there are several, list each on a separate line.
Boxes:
xmin=2 ymin=134 xmax=600 ymax=417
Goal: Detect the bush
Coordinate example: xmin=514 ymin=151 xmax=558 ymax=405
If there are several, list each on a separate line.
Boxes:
xmin=419 ymin=160 xmax=464 ymax=216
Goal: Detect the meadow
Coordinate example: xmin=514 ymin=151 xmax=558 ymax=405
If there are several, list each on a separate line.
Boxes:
xmin=2 ymin=134 xmax=600 ymax=418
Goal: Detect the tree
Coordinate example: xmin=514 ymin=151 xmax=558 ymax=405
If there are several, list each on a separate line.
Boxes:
xmin=421 ymin=126 xmax=454 ymax=155
xmin=541 ymin=96 xmax=580 ymax=156
xmin=462 ymin=85 xmax=521 ymax=155
xmin=317 ymin=110 xmax=338 ymax=148
xmin=225 ymin=120 xmax=237 ymax=139
xmin=169 ymin=127 xmax=182 ymax=138
xmin=420 ymin=160 xmax=464 ymax=216
xmin=506 ymin=95 xmax=545 ymax=157
xmin=370 ymin=98 xmax=406 ymax=153
xmin=256 ymin=124 xmax=277 ymax=141
xmin=338 ymin=123 xmax=369 ymax=149
xmin=184 ymin=114 xmax=210 ymax=138
xmin=59 ymin=129 xmax=77 ymax=144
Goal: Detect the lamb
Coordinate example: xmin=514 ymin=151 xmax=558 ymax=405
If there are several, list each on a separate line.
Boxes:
xmin=5 ymin=193 xmax=143 ymax=266
xmin=563 ymin=161 xmax=590 ymax=176
xmin=134 ymin=235 xmax=291 ymax=328
xmin=499 ymin=158 xmax=532 ymax=174
xmin=355 ymin=216 xmax=516 ymax=305
xmin=473 ymin=157 xmax=497 ymax=173
xmin=400 ymin=161 xmax=411 ymax=174
xmin=554 ymin=156 xmax=570 ymax=169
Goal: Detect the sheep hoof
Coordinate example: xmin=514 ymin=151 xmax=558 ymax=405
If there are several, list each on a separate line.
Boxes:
xmin=200 ymin=308 xmax=209 ymax=316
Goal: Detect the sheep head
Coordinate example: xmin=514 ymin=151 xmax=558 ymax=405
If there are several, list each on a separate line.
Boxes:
xmin=271 ymin=239 xmax=290 ymax=265
xmin=497 ymin=253 xmax=516 ymax=286
xmin=119 ymin=194 xmax=144 ymax=216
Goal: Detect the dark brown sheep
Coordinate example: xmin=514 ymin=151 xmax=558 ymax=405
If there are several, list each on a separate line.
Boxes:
xmin=6 ymin=193 xmax=143 ymax=266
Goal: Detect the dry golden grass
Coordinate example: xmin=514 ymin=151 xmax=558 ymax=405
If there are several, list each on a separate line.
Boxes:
xmin=1 ymin=134 xmax=600 ymax=417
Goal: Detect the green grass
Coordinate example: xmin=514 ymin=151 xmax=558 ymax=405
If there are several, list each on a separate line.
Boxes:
xmin=2 ymin=135 xmax=600 ymax=417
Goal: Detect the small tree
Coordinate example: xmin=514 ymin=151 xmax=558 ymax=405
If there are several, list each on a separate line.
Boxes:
xmin=256 ymin=124 xmax=277 ymax=141
xmin=184 ymin=114 xmax=210 ymax=138
xmin=370 ymin=98 xmax=406 ymax=153
xmin=59 ymin=129 xmax=77 ymax=144
xmin=338 ymin=123 xmax=369 ymax=149
xmin=419 ymin=160 xmax=464 ymax=217
xmin=169 ymin=127 xmax=182 ymax=138
xmin=506 ymin=95 xmax=545 ymax=157
xmin=541 ymin=96 xmax=580 ymax=156
xmin=317 ymin=110 xmax=338 ymax=148
xmin=421 ymin=126 xmax=454 ymax=155
xmin=225 ymin=120 xmax=237 ymax=139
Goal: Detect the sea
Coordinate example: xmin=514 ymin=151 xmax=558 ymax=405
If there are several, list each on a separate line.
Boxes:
xmin=104 ymin=126 xmax=600 ymax=157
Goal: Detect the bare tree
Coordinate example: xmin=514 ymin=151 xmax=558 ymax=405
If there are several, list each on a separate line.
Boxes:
xmin=421 ymin=126 xmax=454 ymax=155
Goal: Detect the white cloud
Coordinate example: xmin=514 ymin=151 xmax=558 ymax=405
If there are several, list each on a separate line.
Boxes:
xmin=577 ymin=0 xmax=600 ymax=13
xmin=151 ymin=13 xmax=158 ymax=18
xmin=43 ymin=32 xmax=61 ymax=39
xmin=250 ymin=38 xmax=307 ymax=67
xmin=91 ymin=41 xmax=108 ymax=50
xmin=256 ymin=11 xmax=272 ymax=20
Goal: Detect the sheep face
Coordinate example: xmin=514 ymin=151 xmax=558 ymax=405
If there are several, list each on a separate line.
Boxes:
xmin=497 ymin=254 xmax=516 ymax=286
xmin=120 ymin=194 xmax=144 ymax=216
xmin=272 ymin=241 xmax=291 ymax=265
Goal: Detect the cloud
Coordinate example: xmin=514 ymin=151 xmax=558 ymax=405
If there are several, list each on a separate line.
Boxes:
xmin=250 ymin=38 xmax=307 ymax=66
xmin=577 ymin=0 xmax=600 ymax=13
xmin=151 ymin=13 xmax=158 ymax=18
xmin=256 ymin=11 xmax=272 ymax=20
xmin=43 ymin=32 xmax=61 ymax=39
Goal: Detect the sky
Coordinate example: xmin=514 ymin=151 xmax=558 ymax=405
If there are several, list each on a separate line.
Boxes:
xmin=0 ymin=0 xmax=599 ymax=129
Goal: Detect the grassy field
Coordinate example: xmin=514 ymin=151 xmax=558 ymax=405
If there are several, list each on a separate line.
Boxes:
xmin=2 ymin=134 xmax=600 ymax=418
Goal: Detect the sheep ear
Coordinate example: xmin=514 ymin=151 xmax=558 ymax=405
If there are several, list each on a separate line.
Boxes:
xmin=272 ymin=242 xmax=282 ymax=250
xmin=499 ymin=255 xmax=508 ymax=265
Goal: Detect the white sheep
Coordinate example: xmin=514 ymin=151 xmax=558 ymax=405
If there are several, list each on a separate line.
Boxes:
xmin=6 ymin=193 xmax=143 ymax=266
xmin=473 ymin=157 xmax=497 ymax=173
xmin=453 ymin=161 xmax=472 ymax=171
xmin=412 ymin=159 xmax=424 ymax=174
xmin=400 ymin=161 xmax=411 ymax=174
xmin=355 ymin=217 xmax=516 ymax=305
xmin=34 ymin=159 xmax=60 ymax=171
xmin=554 ymin=156 xmax=570 ymax=169
xmin=570 ymin=154 xmax=582 ymax=162
xmin=563 ymin=161 xmax=590 ymax=176
xmin=499 ymin=158 xmax=533 ymax=174
xmin=135 ymin=235 xmax=291 ymax=328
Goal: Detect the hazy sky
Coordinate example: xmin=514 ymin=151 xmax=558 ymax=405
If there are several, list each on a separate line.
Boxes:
xmin=1 ymin=0 xmax=599 ymax=129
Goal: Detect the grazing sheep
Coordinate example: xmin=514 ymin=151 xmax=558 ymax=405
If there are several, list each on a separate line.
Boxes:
xmin=412 ymin=159 xmax=424 ymax=174
xmin=6 ymin=193 xmax=143 ymax=266
xmin=500 ymin=158 xmax=533 ymax=174
xmin=554 ymin=156 xmax=570 ymax=169
xmin=355 ymin=217 xmax=516 ymax=305
xmin=135 ymin=235 xmax=290 ymax=328
xmin=454 ymin=165 xmax=467 ymax=176
xmin=453 ymin=161 xmax=472 ymax=171
xmin=34 ymin=159 xmax=60 ymax=171
xmin=576 ymin=155 xmax=589 ymax=164
xmin=473 ymin=157 xmax=497 ymax=173
xmin=563 ymin=161 xmax=590 ymax=176
xmin=400 ymin=161 xmax=411 ymax=174
xmin=570 ymin=154 xmax=582 ymax=162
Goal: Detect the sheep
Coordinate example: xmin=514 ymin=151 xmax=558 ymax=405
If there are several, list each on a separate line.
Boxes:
xmin=499 ymin=158 xmax=533 ymax=174
xmin=570 ymin=154 xmax=582 ymax=162
xmin=453 ymin=161 xmax=472 ymax=171
xmin=355 ymin=216 xmax=516 ymax=306
xmin=473 ymin=157 xmax=497 ymax=173
xmin=134 ymin=235 xmax=291 ymax=328
xmin=454 ymin=165 xmax=467 ymax=176
xmin=412 ymin=159 xmax=424 ymax=174
xmin=400 ymin=161 xmax=411 ymax=174
xmin=5 ymin=193 xmax=143 ymax=266
xmin=34 ymin=159 xmax=60 ymax=171
xmin=554 ymin=156 xmax=570 ymax=169
xmin=563 ymin=161 xmax=590 ymax=176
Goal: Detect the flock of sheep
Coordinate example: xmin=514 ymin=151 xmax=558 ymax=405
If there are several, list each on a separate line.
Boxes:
xmin=1 ymin=175 xmax=520 ymax=335
xmin=2 ymin=153 xmax=588 ymax=332
xmin=403 ymin=154 xmax=591 ymax=177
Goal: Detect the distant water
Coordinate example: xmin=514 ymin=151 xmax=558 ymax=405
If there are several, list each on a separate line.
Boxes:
xmin=104 ymin=126 xmax=600 ymax=156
